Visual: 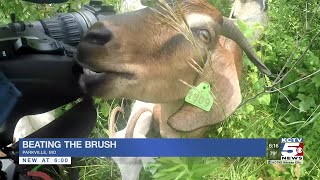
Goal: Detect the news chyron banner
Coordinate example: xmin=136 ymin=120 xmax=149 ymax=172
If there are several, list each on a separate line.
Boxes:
xmin=19 ymin=138 xmax=303 ymax=165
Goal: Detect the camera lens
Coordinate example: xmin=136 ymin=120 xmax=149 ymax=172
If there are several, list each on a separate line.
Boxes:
xmin=39 ymin=11 xmax=99 ymax=46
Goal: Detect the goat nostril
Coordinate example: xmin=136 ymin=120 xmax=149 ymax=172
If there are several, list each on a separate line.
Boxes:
xmin=84 ymin=28 xmax=113 ymax=45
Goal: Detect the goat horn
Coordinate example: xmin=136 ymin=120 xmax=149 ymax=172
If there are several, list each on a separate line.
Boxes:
xmin=125 ymin=108 xmax=152 ymax=138
xmin=220 ymin=17 xmax=272 ymax=75
xmin=108 ymin=106 xmax=124 ymax=138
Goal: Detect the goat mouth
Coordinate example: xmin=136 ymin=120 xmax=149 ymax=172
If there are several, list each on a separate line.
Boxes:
xmin=75 ymin=53 xmax=136 ymax=94
xmin=75 ymin=53 xmax=135 ymax=79
xmin=82 ymin=68 xmax=135 ymax=79
xmin=79 ymin=68 xmax=135 ymax=94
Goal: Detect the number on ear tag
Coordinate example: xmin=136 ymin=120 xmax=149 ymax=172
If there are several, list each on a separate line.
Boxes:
xmin=185 ymin=82 xmax=214 ymax=111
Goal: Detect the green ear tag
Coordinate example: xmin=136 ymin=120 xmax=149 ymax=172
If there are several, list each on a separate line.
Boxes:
xmin=185 ymin=82 xmax=214 ymax=111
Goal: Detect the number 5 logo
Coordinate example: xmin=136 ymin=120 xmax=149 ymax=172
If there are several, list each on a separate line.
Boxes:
xmin=281 ymin=143 xmax=299 ymax=156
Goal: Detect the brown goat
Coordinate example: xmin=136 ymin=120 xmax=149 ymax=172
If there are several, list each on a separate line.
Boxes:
xmin=76 ymin=0 xmax=271 ymax=137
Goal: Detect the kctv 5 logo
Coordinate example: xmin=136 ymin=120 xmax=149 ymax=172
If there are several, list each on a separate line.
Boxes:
xmin=281 ymin=138 xmax=304 ymax=162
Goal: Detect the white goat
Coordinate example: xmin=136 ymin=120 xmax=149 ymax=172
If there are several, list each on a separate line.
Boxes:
xmin=231 ymin=0 xmax=268 ymax=41
xmin=108 ymin=101 xmax=156 ymax=180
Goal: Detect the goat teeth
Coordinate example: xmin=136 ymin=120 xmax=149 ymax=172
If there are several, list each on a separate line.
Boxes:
xmin=84 ymin=68 xmax=99 ymax=75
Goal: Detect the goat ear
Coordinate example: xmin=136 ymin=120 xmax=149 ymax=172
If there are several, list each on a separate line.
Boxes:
xmin=167 ymin=40 xmax=242 ymax=132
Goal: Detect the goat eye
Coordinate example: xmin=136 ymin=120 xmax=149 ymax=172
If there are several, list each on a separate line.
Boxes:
xmin=198 ymin=30 xmax=211 ymax=43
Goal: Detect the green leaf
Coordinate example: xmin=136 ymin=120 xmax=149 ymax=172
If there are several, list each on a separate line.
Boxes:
xmin=185 ymin=157 xmax=202 ymax=169
xmin=152 ymin=171 xmax=181 ymax=180
xmin=192 ymin=164 xmax=218 ymax=176
xmin=174 ymin=169 xmax=188 ymax=180
xmin=245 ymin=104 xmax=255 ymax=113
xmin=31 ymin=165 xmax=42 ymax=171
xmin=297 ymin=94 xmax=316 ymax=112
xmin=152 ymin=172 xmax=170 ymax=179
xmin=236 ymin=19 xmax=254 ymax=39
xmin=159 ymin=164 xmax=183 ymax=172
xmin=311 ymin=74 xmax=320 ymax=88
xmin=100 ymin=103 xmax=110 ymax=117
xmin=156 ymin=157 xmax=181 ymax=164
xmin=145 ymin=163 xmax=161 ymax=172
xmin=258 ymin=93 xmax=271 ymax=105
xmin=297 ymin=93 xmax=307 ymax=101
xmin=267 ymin=118 xmax=274 ymax=128
xmin=237 ymin=19 xmax=248 ymax=33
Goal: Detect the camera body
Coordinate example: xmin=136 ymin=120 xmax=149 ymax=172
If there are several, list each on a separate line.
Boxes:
xmin=0 ymin=0 xmax=115 ymax=151
xmin=1 ymin=1 xmax=116 ymax=179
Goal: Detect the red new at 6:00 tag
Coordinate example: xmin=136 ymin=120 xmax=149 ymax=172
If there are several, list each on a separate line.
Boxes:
xmin=185 ymin=82 xmax=214 ymax=111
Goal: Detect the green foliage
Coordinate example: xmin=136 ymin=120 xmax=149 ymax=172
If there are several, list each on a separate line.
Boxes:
xmin=147 ymin=157 xmax=220 ymax=180
xmin=208 ymin=0 xmax=232 ymax=15
xmin=261 ymin=1 xmax=320 ymax=178
xmin=206 ymin=0 xmax=320 ymax=179
xmin=0 ymin=0 xmax=119 ymax=23
xmin=0 ymin=0 xmax=90 ymax=23
xmin=77 ymin=157 xmax=121 ymax=180
xmin=89 ymin=98 xmax=123 ymax=138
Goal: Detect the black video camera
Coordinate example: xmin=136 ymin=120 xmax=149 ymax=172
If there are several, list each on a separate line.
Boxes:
xmin=0 ymin=1 xmax=115 ymax=178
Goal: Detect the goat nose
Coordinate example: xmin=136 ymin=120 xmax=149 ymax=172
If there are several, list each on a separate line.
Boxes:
xmin=84 ymin=27 xmax=113 ymax=45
